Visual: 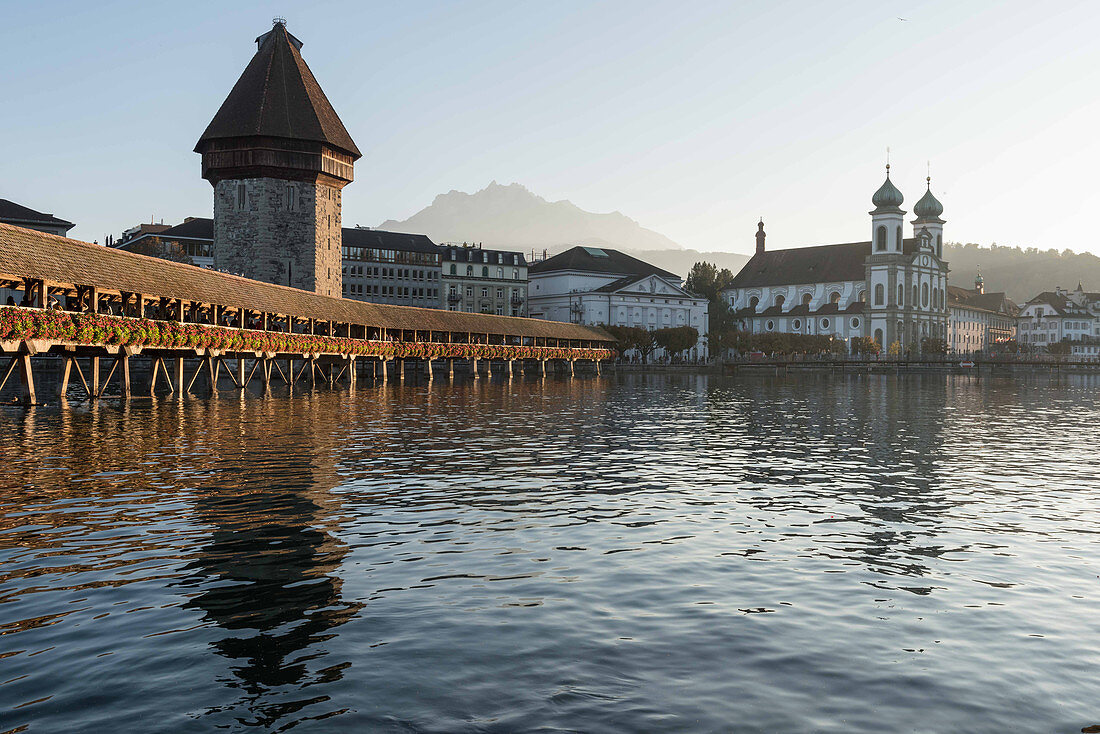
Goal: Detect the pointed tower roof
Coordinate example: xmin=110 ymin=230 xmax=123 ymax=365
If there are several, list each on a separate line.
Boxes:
xmin=195 ymin=21 xmax=360 ymax=159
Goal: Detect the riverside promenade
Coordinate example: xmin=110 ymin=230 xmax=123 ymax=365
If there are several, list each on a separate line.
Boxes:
xmin=0 ymin=223 xmax=616 ymax=404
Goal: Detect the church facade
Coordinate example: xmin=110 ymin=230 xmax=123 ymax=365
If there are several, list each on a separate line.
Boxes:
xmin=721 ymin=168 xmax=950 ymax=352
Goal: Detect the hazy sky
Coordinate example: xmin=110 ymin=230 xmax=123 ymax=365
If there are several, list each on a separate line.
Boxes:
xmin=4 ymin=0 xmax=1099 ymax=255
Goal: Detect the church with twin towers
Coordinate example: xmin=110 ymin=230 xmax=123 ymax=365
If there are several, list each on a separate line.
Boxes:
xmin=722 ymin=166 xmax=950 ymax=351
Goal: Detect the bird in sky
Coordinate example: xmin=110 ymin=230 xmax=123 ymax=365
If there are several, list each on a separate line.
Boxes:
xmin=898 ymin=17 xmax=909 ymax=21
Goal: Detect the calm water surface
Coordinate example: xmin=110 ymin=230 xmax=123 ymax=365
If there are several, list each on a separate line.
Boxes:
xmin=0 ymin=373 xmax=1098 ymax=733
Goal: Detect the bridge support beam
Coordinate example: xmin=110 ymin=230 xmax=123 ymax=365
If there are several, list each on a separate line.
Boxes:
xmin=57 ymin=354 xmax=72 ymax=399
xmin=471 ymin=358 xmax=479 ymax=380
xmin=18 ymin=354 xmax=35 ymax=406
xmin=175 ymin=358 xmax=184 ymax=395
xmin=506 ymin=360 xmax=513 ymax=380
xmin=447 ymin=359 xmax=454 ymax=380
xmin=568 ymin=359 xmax=574 ymax=378
xmin=236 ymin=356 xmax=246 ymax=390
xmin=91 ymin=357 xmax=101 ymax=400
xmin=425 ymin=359 xmax=433 ymax=383
xmin=120 ymin=355 xmax=131 ymax=398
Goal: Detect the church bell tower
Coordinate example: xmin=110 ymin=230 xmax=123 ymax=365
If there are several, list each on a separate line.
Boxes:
xmin=195 ymin=20 xmax=361 ymax=297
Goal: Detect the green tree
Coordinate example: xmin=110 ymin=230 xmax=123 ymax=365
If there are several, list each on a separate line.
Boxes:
xmin=1047 ymin=341 xmax=1071 ymax=356
xmin=653 ymin=326 xmax=699 ymax=358
xmin=921 ymin=337 xmax=948 ymax=355
xmin=686 ymin=261 xmax=736 ymax=356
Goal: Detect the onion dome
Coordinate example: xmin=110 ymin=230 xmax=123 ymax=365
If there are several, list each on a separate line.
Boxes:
xmin=914 ymin=178 xmax=944 ymax=218
xmin=872 ymin=167 xmax=904 ymax=209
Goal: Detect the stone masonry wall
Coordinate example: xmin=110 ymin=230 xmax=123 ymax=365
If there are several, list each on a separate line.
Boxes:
xmin=213 ymin=177 xmax=342 ymax=296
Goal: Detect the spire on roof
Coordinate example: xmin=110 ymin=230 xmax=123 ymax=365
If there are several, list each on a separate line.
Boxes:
xmin=195 ymin=21 xmax=360 ymax=158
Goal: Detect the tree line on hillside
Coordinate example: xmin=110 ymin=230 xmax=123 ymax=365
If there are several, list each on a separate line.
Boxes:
xmin=938 ymin=242 xmax=1100 ymax=302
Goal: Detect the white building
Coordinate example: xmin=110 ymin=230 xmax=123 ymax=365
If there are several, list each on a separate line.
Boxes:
xmin=528 ymin=246 xmax=709 ymax=359
xmin=1016 ymin=284 xmax=1100 ymax=351
xmin=946 ymin=273 xmax=1018 ymax=355
xmin=721 ymin=168 xmax=950 ymax=353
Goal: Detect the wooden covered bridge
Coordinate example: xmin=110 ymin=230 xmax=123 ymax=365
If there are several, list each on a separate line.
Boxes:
xmin=0 ymin=223 xmax=616 ymax=404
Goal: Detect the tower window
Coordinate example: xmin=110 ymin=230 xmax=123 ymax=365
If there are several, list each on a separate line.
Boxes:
xmin=875 ymin=226 xmax=886 ymax=251
xmin=896 ymin=226 xmax=902 ymax=250
xmin=236 ymin=183 xmax=247 ymax=211
xmin=874 ymin=284 xmax=884 ymax=305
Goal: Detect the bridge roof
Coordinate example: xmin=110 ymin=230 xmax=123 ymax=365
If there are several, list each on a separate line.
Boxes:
xmin=0 ymin=223 xmax=613 ymax=342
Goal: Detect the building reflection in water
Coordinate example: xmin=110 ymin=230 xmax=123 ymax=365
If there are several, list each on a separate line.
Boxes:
xmin=711 ymin=372 xmax=954 ymax=592
xmin=157 ymin=396 xmax=361 ymax=728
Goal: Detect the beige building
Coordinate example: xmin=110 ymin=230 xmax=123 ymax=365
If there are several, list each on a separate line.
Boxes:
xmin=441 ymin=245 xmax=528 ymax=316
xmin=946 ymin=273 xmax=1018 ymax=354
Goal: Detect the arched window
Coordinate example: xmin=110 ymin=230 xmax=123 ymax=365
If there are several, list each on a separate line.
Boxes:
xmin=749 ymin=295 xmax=759 ymax=310
xmin=497 ymin=268 xmax=504 ymax=279
xmin=802 ymin=293 xmax=812 ymax=306
xmin=449 ymin=264 xmax=457 ymax=275
xmin=874 ymin=284 xmax=884 ymax=305
xmin=913 ymin=284 xmax=919 ymax=306
xmin=937 ymin=234 xmax=942 ymax=255
xmin=874 ymin=328 xmax=884 ymax=346
xmin=858 ymin=290 xmax=866 ymax=302
xmin=466 ymin=265 xmax=473 ymax=276
xmin=875 ymin=226 xmax=887 ymax=251
xmin=922 ymin=283 xmax=929 ymax=307
xmin=830 ymin=291 xmax=841 ymax=304
xmin=482 ymin=266 xmax=489 ymax=277
xmin=898 ymin=284 xmax=904 ymax=306
xmin=896 ymin=226 xmax=902 ymax=250
xmin=774 ymin=294 xmax=785 ymax=308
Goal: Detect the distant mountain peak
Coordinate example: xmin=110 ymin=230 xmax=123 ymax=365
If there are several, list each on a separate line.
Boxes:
xmin=381 ymin=182 xmax=681 ymax=252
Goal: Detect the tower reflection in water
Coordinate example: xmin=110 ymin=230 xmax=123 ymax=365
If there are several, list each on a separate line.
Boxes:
xmin=170 ymin=398 xmax=363 ymax=728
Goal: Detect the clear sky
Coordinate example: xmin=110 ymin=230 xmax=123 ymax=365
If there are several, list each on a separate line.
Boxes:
xmin=4 ymin=0 xmax=1099 ymax=255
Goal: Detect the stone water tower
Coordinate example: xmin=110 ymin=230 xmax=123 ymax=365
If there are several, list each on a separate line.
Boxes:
xmin=195 ymin=20 xmax=361 ymax=296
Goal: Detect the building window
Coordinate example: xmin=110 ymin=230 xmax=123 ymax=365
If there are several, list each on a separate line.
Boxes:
xmin=286 ymin=185 xmax=297 ymax=212
xmin=512 ymin=269 xmax=519 ymax=279
xmin=793 ymin=319 xmax=801 ymax=330
xmin=851 ymin=318 xmax=860 ymax=328
xmin=236 ymin=183 xmax=247 ymax=211
xmin=496 ymin=288 xmax=504 ymax=298
xmin=875 ymin=226 xmax=886 ymax=251
xmin=497 ymin=268 xmax=504 ymax=279
xmin=482 ymin=266 xmax=489 ymax=278
xmin=922 ymin=283 xmax=929 ymax=307
xmin=466 ymin=287 xmax=473 ymax=298
xmin=481 ymin=287 xmax=488 ymax=298
xmin=449 ymin=264 xmax=456 ymax=275
xmin=466 ymin=265 xmax=473 ymax=276
xmin=749 ymin=296 xmax=759 ymax=310
xmin=896 ymin=226 xmax=902 ymax=250
xmin=801 ymin=293 xmax=812 ymax=306
xmin=820 ymin=318 xmax=830 ymax=329
xmin=766 ymin=320 xmax=775 ymax=331
xmin=774 ymin=294 xmax=785 ymax=308
xmin=830 ymin=291 xmax=841 ymax=304
xmin=874 ymin=284 xmax=884 ymax=305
